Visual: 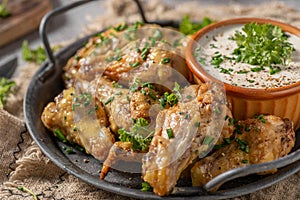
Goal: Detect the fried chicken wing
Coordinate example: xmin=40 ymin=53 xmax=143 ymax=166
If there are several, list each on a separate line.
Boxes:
xmin=142 ymin=83 xmax=232 ymax=196
xmin=191 ymin=115 xmax=295 ymax=190
xmin=63 ymin=24 xmax=190 ymax=89
xmin=41 ymin=87 xmax=115 ymax=160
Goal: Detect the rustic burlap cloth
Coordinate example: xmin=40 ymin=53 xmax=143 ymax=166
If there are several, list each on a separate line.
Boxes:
xmin=1 ymin=1 xmax=300 ymax=199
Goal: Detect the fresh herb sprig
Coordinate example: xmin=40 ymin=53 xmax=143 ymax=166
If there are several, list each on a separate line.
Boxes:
xmin=22 ymin=40 xmax=61 ymax=64
xmin=179 ymin=16 xmax=214 ymax=35
xmin=0 ymin=77 xmax=15 ymax=108
xmin=232 ymin=22 xmax=294 ymax=66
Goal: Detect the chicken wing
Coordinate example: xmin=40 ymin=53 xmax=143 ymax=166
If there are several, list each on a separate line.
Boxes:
xmin=41 ymin=87 xmax=115 ymax=160
xmin=191 ymin=115 xmax=295 ymax=190
xmin=142 ymin=83 xmax=231 ymax=196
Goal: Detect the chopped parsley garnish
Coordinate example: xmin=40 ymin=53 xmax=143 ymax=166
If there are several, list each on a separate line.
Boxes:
xmin=210 ymin=43 xmax=218 ymax=48
xmin=244 ymin=125 xmax=251 ymax=132
xmin=269 ymin=66 xmax=281 ymax=75
xmin=105 ymin=53 xmax=122 ymax=62
xmin=211 ymin=53 xmax=223 ymax=68
xmin=235 ymin=138 xmax=249 ymax=153
xmin=140 ymin=47 xmax=149 ymax=60
xmin=129 ymin=78 xmax=141 ymax=92
xmin=198 ymin=57 xmax=206 ymax=65
xmin=220 ymin=68 xmax=233 ymax=74
xmin=65 ymin=147 xmax=75 ymax=154
xmin=161 ymin=57 xmax=171 ymax=64
xmin=141 ymin=181 xmax=152 ymax=192
xmin=242 ymin=159 xmax=249 ymax=164
xmin=118 ymin=118 xmax=153 ymax=151
xmin=214 ymin=107 xmax=221 ymax=115
xmin=159 ymin=92 xmax=179 ymax=108
xmin=104 ymin=96 xmax=114 ymax=105
xmin=141 ymin=88 xmax=156 ymax=100
xmin=54 ymin=128 xmax=67 ymax=143
xmin=203 ymin=136 xmax=214 ymax=145
xmin=231 ymin=22 xmax=294 ymax=66
xmin=234 ymin=123 xmax=243 ymax=134
xmin=166 ymin=128 xmax=174 ymax=139
xmin=237 ymin=70 xmax=249 ymax=74
xmin=254 ymin=114 xmax=267 ymax=123
xmin=194 ymin=122 xmax=201 ymax=127
xmin=251 ymin=66 xmax=264 ymax=72
xmin=112 ymin=82 xmax=123 ymax=88
xmin=179 ymin=16 xmax=214 ymax=35
xmin=72 ymin=103 xmax=80 ymax=111
xmin=184 ymin=113 xmax=190 ymax=120
xmin=0 ymin=77 xmax=15 ymax=108
xmin=214 ymin=138 xmax=231 ymax=149
xmin=129 ymin=61 xmax=140 ymax=68
xmin=113 ymin=23 xmax=128 ymax=32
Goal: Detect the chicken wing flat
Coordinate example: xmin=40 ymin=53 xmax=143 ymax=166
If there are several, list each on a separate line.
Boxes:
xmin=142 ymin=83 xmax=232 ymax=196
xmin=191 ymin=115 xmax=295 ymax=190
xmin=41 ymin=87 xmax=115 ymax=160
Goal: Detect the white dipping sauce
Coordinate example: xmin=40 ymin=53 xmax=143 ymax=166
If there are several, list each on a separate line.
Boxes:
xmin=195 ymin=24 xmax=300 ymax=88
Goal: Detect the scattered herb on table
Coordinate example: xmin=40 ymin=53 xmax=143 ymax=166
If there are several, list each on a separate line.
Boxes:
xmin=0 ymin=0 xmax=10 ymax=18
xmin=179 ymin=15 xmax=214 ymax=35
xmin=231 ymin=22 xmax=294 ymax=66
xmin=17 ymin=186 xmax=38 ymax=200
xmin=22 ymin=40 xmax=61 ymax=64
xmin=0 ymin=77 xmax=15 ymax=108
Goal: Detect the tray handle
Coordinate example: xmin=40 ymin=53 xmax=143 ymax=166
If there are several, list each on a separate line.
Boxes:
xmin=204 ymin=148 xmax=300 ymax=192
xmin=39 ymin=0 xmax=148 ymax=66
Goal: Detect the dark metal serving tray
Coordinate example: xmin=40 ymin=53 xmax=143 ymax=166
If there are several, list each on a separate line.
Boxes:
xmin=24 ymin=0 xmax=300 ymax=199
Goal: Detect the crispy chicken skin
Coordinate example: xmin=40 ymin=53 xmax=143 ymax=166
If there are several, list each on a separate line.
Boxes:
xmin=142 ymin=83 xmax=231 ymax=196
xmin=191 ymin=115 xmax=295 ymax=190
xmin=41 ymin=87 xmax=115 ymax=160
xmin=100 ymin=141 xmax=144 ymax=179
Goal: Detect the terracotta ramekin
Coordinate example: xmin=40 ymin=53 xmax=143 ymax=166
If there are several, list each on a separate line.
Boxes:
xmin=185 ymin=18 xmax=300 ymax=130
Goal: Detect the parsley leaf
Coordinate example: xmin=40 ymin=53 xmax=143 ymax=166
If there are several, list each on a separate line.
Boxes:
xmin=232 ymin=22 xmax=294 ymax=66
xmin=22 ymin=40 xmax=61 ymax=64
xmin=179 ymin=16 xmax=214 ymax=35
xmin=0 ymin=77 xmax=15 ymax=108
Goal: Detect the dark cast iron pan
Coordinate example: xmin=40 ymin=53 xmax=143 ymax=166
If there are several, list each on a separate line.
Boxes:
xmin=24 ymin=0 xmax=300 ymax=199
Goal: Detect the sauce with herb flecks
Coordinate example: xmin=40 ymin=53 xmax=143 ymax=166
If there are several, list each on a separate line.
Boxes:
xmin=194 ymin=24 xmax=300 ymax=88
